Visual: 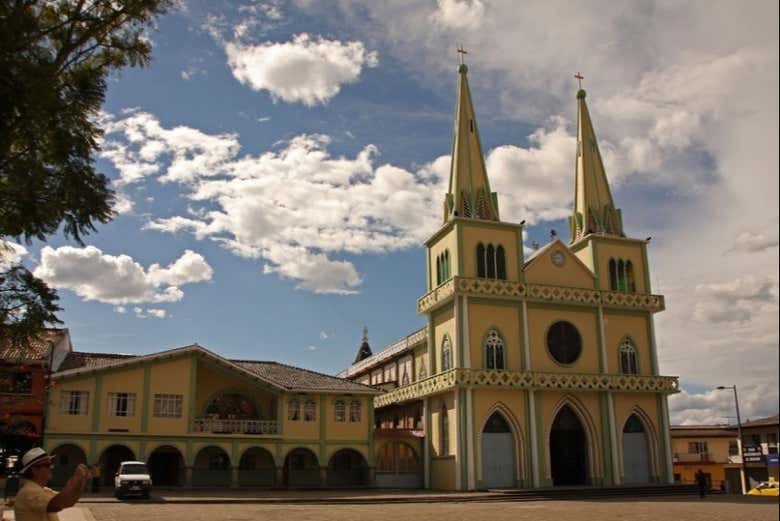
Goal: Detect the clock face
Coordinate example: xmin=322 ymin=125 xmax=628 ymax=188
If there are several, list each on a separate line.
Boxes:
xmin=551 ymin=250 xmax=566 ymax=267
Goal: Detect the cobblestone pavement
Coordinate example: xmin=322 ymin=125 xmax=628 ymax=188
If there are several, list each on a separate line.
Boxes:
xmin=87 ymin=497 xmax=778 ymax=521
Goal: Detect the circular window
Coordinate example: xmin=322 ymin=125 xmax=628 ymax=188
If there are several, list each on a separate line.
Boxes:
xmin=546 ymin=321 xmax=582 ymax=365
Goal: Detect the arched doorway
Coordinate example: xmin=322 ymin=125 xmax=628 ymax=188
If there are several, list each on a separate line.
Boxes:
xmin=481 ymin=411 xmax=516 ymax=488
xmin=622 ymin=414 xmax=651 ymax=483
xmin=550 ymin=405 xmax=588 ymax=486
xmin=283 ymin=448 xmax=319 ymax=488
xmin=376 ymin=441 xmax=422 ymax=488
xmin=327 ymin=449 xmax=368 ymax=487
xmin=147 ymin=446 xmax=185 ymax=486
xmin=50 ymin=444 xmax=87 ymax=487
xmin=100 ymin=445 xmax=135 ymax=486
xmin=192 ymin=446 xmax=231 ymax=487
xmin=238 ymin=447 xmax=275 ymax=487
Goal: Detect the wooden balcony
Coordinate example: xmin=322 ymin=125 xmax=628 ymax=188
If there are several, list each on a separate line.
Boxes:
xmin=191 ymin=418 xmax=279 ymax=435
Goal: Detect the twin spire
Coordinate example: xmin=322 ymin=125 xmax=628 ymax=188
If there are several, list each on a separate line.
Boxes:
xmin=444 ymin=55 xmax=624 ymax=242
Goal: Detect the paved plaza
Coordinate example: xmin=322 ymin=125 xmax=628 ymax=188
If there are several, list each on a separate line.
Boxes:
xmin=81 ymin=497 xmax=778 ymax=521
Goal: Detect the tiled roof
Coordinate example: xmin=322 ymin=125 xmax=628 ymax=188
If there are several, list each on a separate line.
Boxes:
xmin=0 ymin=329 xmax=67 ymax=362
xmin=232 ymin=360 xmax=378 ymax=393
xmin=58 ymin=351 xmax=137 ymax=371
xmin=742 ymin=415 xmax=779 ymax=428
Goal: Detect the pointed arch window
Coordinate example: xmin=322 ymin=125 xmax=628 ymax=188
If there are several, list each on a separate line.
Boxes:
xmin=435 ymin=250 xmax=451 ymax=286
xmin=619 ymin=338 xmax=639 ymax=374
xmin=626 ymin=261 xmax=636 ymax=292
xmin=484 ymin=329 xmax=505 ymax=370
xmin=477 ymin=242 xmax=507 ymax=280
xmin=610 ymin=258 xmax=636 ymax=293
xmin=441 ymin=336 xmax=452 ymax=371
xmin=609 ymin=259 xmax=618 ymax=291
xmin=439 ymin=401 xmax=449 ymax=455
xmin=617 ymin=259 xmax=626 ymax=292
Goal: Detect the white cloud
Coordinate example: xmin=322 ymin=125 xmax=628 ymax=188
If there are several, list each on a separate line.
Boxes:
xmin=34 ymin=246 xmax=213 ymax=306
xmin=693 ymin=275 xmax=777 ymax=324
xmin=432 ymin=0 xmax=486 ymax=30
xmin=112 ymin=190 xmax=135 ymax=215
xmin=727 ymin=231 xmax=779 ymax=254
xmin=0 ymin=241 xmax=27 ymax=269
xmin=670 ymin=384 xmax=778 ymax=426
xmin=319 ymin=330 xmax=328 ymax=340
xmin=134 ymin=307 xmax=167 ymax=319
xmin=224 ymin=33 xmax=378 ymax=106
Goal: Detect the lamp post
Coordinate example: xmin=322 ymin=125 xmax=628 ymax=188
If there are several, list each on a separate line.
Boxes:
xmin=717 ymin=385 xmax=747 ymax=494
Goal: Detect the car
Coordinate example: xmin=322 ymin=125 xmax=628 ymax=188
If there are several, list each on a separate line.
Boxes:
xmin=747 ymin=480 xmax=779 ymax=497
xmin=114 ymin=461 xmax=152 ymax=499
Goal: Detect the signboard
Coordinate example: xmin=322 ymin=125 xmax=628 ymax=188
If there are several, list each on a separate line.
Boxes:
xmin=744 ymin=454 xmax=764 ymax=463
xmin=766 ymin=454 xmax=779 ymax=466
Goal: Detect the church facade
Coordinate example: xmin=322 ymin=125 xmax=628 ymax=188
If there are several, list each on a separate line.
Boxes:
xmin=341 ymin=62 xmax=679 ymax=490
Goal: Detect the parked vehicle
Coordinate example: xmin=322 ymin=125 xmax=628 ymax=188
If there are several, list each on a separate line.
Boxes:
xmin=747 ymin=481 xmax=779 ymax=497
xmin=114 ymin=461 xmax=152 ymax=499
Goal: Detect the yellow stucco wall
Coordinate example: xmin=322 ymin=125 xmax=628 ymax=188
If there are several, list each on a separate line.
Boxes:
xmin=603 ymin=312 xmax=653 ymax=375
xmin=147 ymin=357 xmax=192 ymax=434
xmin=429 ymin=226 xmax=458 ymax=288
xmin=468 ymin=303 xmax=522 ymax=370
xmin=429 ymin=392 xmax=456 ymax=457
xmin=526 ymin=306 xmax=599 ymax=373
xmin=99 ymin=366 xmax=144 ymax=432
xmin=524 ymin=243 xmax=595 ymax=289
xmin=431 ymin=457 xmax=456 ymax=489
xmin=594 ymin=240 xmax=648 ymax=293
xmin=325 ymin=395 xmax=370 ymax=440
xmin=281 ymin=394 xmax=320 ymax=439
xmin=48 ymin=377 xmax=96 ymax=434
xmin=461 ymin=224 xmax=521 ymax=281
xmin=432 ymin=306 xmax=455 ymax=373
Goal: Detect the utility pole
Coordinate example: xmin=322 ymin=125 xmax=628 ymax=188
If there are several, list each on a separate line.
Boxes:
xmin=717 ymin=385 xmax=747 ymax=494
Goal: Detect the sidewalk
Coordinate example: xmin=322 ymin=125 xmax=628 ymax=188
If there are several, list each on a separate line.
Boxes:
xmin=1 ymin=506 xmax=95 ymax=521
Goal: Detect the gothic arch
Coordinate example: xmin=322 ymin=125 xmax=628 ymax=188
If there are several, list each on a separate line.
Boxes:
xmin=476 ymin=402 xmax=526 ymax=484
xmin=617 ymin=335 xmax=641 ymax=374
xmin=482 ymin=326 xmax=507 ymax=370
xmin=616 ymin=405 xmax=661 ymax=481
xmin=544 ymin=395 xmax=602 ymax=482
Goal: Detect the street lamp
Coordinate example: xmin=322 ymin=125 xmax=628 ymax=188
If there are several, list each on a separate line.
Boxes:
xmin=717 ymin=385 xmax=747 ymax=494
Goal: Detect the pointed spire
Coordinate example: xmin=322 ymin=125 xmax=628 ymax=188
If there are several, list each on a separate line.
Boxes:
xmin=353 ymin=325 xmax=372 ymax=364
xmin=444 ymin=47 xmax=499 ymax=223
xmin=569 ymin=75 xmax=624 ymax=243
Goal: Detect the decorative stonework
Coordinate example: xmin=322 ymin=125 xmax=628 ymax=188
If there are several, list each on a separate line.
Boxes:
xmin=416 ymin=276 xmax=665 ymax=314
xmin=373 ymin=368 xmax=679 ymax=408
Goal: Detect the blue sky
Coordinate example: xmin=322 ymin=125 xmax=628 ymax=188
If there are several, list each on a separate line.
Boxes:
xmin=5 ymin=0 xmax=778 ymax=425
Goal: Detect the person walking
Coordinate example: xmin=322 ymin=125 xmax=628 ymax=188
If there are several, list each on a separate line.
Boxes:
xmin=695 ymin=469 xmax=708 ymax=499
xmin=13 ymin=447 xmax=90 ymax=521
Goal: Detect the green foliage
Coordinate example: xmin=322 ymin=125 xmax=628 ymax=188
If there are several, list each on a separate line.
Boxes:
xmin=0 ymin=0 xmax=170 ymax=343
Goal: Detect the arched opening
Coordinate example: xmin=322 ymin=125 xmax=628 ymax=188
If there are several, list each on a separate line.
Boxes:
xmin=376 ymin=441 xmax=421 ymax=488
xmin=476 ymin=243 xmax=486 ymax=278
xmin=609 ymin=259 xmax=618 ymax=290
xmin=99 ymin=445 xmax=135 ymax=486
xmin=486 ymin=244 xmax=496 ymax=278
xmin=626 ymin=261 xmax=636 ymax=292
xmin=550 ymin=405 xmax=588 ymax=486
xmin=192 ymin=446 xmax=231 ymax=487
xmin=238 ymin=447 xmax=275 ymax=487
xmin=49 ymin=444 xmax=87 ymax=487
xmin=481 ymin=411 xmax=516 ymax=488
xmin=484 ymin=330 xmax=505 ymax=370
xmin=205 ymin=392 xmax=260 ymax=420
xmin=622 ymin=414 xmax=651 ymax=483
xmin=147 ymin=446 xmax=185 ymax=487
xmin=327 ymin=449 xmax=368 ymax=487
xmin=619 ymin=339 xmax=639 ymax=374
xmin=283 ymin=448 xmax=319 ymax=487
xmin=496 ymin=245 xmax=506 ymax=280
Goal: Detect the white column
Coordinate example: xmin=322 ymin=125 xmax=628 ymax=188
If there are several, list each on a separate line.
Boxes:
xmin=423 ymin=397 xmax=430 ymax=489
xmin=659 ymin=396 xmax=674 ymax=483
xmin=521 ymin=301 xmax=531 ymax=369
xmin=462 ymin=296 xmax=471 ymax=367
xmin=454 ymin=390 xmax=462 ymax=490
xmin=454 ymin=297 xmax=461 ymax=367
xmin=528 ymin=390 xmax=540 ymax=487
xmin=597 ymin=306 xmax=608 ymax=372
xmin=607 ymin=392 xmax=621 ymax=484
xmin=466 ymin=388 xmax=475 ymax=490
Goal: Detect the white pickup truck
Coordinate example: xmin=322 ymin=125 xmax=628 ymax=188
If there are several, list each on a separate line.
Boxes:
xmin=114 ymin=461 xmax=152 ymax=499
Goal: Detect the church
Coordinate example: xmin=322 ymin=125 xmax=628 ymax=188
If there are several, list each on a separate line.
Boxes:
xmin=340 ymin=59 xmax=679 ymax=490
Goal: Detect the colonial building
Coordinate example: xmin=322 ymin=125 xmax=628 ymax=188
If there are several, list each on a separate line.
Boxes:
xmin=43 ymin=344 xmax=379 ymax=488
xmin=1 ymin=329 xmax=72 ymax=461
xmin=341 ymin=61 xmax=679 ymax=490
xmin=670 ymin=424 xmax=735 ymax=489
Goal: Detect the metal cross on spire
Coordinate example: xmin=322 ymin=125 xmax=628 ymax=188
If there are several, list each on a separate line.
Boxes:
xmin=457 ymin=44 xmax=468 ymax=65
xmin=574 ymin=72 xmax=584 ymax=89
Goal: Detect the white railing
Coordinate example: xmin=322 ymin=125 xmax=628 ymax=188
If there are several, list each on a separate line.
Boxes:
xmin=191 ymin=418 xmax=279 ymax=435
xmin=674 ymin=452 xmax=711 ymax=463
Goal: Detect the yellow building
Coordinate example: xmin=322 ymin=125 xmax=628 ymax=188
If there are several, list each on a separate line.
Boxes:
xmin=45 ymin=344 xmax=379 ymax=488
xmin=341 ymin=61 xmax=679 ymax=490
xmin=671 ymin=425 xmax=734 ymax=489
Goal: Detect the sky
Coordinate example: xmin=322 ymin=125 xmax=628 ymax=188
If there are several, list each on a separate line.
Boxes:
xmin=5 ymin=0 xmax=778 ymax=426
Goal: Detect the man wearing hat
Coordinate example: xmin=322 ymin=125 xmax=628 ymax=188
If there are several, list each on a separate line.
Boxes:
xmin=13 ymin=447 xmax=90 ymax=521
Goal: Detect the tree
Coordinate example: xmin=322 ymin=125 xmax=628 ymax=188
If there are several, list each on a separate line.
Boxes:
xmin=0 ymin=0 xmax=171 ymax=344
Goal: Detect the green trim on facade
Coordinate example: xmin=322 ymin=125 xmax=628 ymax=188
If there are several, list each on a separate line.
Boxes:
xmin=599 ymin=393 xmax=614 ymax=485
xmin=523 ymin=390 xmax=533 ymax=484
xmin=457 ymin=297 xmax=465 ymax=368
xmin=231 ymin=439 xmax=239 ymax=467
xmin=188 ymin=355 xmax=197 ymax=433
xmin=138 ymin=440 xmax=147 ymax=461
xmin=641 ymin=243 xmax=652 ymax=293
xmin=318 ymin=394 xmax=327 ymax=462
xmin=456 ymin=223 xmax=464 ymax=276
xmin=656 ymin=394 xmax=671 ymax=480
xmin=427 ymin=317 xmax=436 ymax=375
xmin=141 ymin=366 xmax=151 ymax=433
xmin=517 ymin=306 xmax=527 ymax=371
xmin=459 ymin=388 xmax=468 ymax=490
xmin=367 ymin=400 xmax=375 ymax=466
xmin=591 ymin=240 xmax=601 ymax=288
xmin=89 ymin=438 xmax=97 ymax=463
xmin=91 ymin=374 xmax=102 ymax=432
xmin=595 ymin=308 xmax=606 ymax=373
xmin=185 ymin=439 xmax=193 ymax=466
xmin=646 ymin=313 xmax=660 ymax=375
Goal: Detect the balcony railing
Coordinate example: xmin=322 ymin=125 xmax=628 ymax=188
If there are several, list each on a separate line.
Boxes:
xmin=674 ymin=452 xmax=711 ymax=463
xmin=191 ymin=418 xmax=279 ymax=435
